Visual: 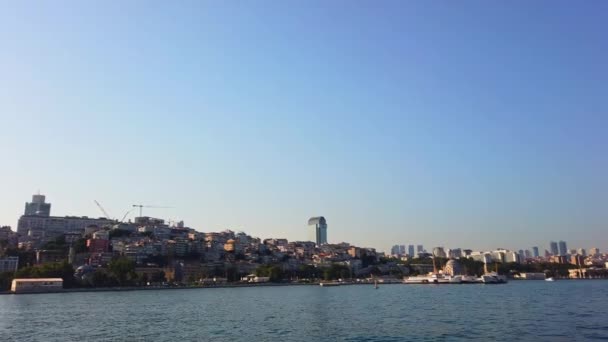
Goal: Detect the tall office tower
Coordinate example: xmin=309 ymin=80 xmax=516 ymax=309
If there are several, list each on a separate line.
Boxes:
xmin=417 ymin=245 xmax=424 ymax=254
xmin=24 ymin=193 xmax=51 ymax=217
xmin=558 ymin=241 xmax=568 ymax=256
xmin=532 ymin=246 xmax=539 ymax=258
xmin=524 ymin=250 xmax=532 ymax=259
xmin=550 ymin=241 xmax=559 ymax=256
xmin=577 ymin=248 xmax=586 ymax=256
xmin=408 ymin=245 xmax=415 ymax=257
xmin=518 ymin=249 xmax=525 ymax=260
xmin=307 ymin=217 xmax=327 ymax=246
xmin=589 ymin=247 xmax=600 ymax=256
xmin=391 ymin=245 xmax=399 ymax=256
xmin=399 ymin=245 xmax=406 ymax=255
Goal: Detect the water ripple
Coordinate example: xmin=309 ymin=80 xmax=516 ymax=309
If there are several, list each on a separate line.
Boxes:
xmin=1 ymin=281 xmax=608 ymax=341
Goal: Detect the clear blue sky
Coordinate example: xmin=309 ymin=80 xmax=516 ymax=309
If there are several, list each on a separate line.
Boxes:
xmin=1 ymin=1 xmax=606 ymax=253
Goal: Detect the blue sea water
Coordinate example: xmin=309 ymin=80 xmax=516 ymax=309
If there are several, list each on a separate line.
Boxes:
xmin=1 ymin=281 xmax=607 ymax=341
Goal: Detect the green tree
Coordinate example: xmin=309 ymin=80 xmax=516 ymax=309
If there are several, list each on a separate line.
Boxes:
xmin=91 ymin=269 xmax=117 ymax=287
xmin=108 ymin=257 xmax=136 ymax=285
xmin=255 ymin=264 xmax=285 ymax=282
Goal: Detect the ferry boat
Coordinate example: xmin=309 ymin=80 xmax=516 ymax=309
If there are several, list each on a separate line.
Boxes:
xmin=403 ymin=275 xmax=431 ymax=284
xmin=404 ymin=273 xmax=459 ymax=284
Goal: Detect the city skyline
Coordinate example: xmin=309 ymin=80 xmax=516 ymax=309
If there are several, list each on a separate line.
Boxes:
xmin=3 ymin=192 xmax=602 ymax=254
xmin=1 ymin=3 xmax=607 ymax=253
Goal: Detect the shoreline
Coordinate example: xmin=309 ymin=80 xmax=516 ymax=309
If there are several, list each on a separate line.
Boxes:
xmin=3 ymin=278 xmax=607 ymax=295
xmin=0 ymin=281 xmax=389 ymax=295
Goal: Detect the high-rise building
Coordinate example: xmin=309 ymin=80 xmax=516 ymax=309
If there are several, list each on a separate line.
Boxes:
xmin=399 ymin=245 xmax=406 ymax=255
xmin=524 ymin=250 xmax=532 ymax=259
xmin=577 ymin=248 xmax=586 ymax=256
xmin=416 ymin=245 xmax=424 ymax=255
xmin=408 ymin=245 xmax=415 ymax=257
xmin=307 ymin=217 xmax=327 ymax=246
xmin=590 ymin=247 xmax=600 ymax=256
xmin=24 ymin=194 xmax=51 ymax=217
xmin=391 ymin=245 xmax=400 ymax=256
xmin=550 ymin=241 xmax=559 ymax=256
xmin=558 ymin=241 xmax=568 ymax=256
xmin=532 ymin=246 xmax=539 ymax=258
xmin=518 ymin=249 xmax=525 ymax=260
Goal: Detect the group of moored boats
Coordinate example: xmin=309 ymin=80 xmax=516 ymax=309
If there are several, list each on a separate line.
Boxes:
xmin=318 ymin=272 xmax=508 ymax=287
xmin=403 ymin=272 xmax=508 ymax=284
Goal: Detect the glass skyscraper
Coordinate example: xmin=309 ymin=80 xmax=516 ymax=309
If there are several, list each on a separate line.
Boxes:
xmin=558 ymin=241 xmax=568 ymax=256
xmin=550 ymin=241 xmax=559 ymax=256
xmin=308 ymin=217 xmax=327 ymax=246
xmin=532 ymin=246 xmax=539 ymax=258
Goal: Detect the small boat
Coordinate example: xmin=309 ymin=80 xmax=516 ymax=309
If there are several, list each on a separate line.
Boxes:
xmin=545 ymin=277 xmax=555 ymax=282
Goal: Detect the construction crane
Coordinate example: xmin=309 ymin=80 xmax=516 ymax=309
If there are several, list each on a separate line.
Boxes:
xmin=119 ymin=208 xmax=135 ymax=223
xmin=132 ymin=204 xmax=173 ymax=218
xmin=94 ymin=200 xmax=112 ymax=219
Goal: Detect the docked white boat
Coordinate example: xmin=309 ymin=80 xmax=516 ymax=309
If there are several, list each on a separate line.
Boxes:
xmin=545 ymin=277 xmax=555 ymax=282
xmin=404 ymin=275 xmax=431 ymax=284
xmin=479 ymin=272 xmax=508 ymax=284
xmin=446 ymin=275 xmax=463 ymax=284
xmin=404 ymin=273 xmax=457 ymax=284
xmin=461 ymin=275 xmax=479 ymax=283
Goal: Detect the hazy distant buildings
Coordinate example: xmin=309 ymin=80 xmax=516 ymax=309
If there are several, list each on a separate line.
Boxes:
xmin=558 ymin=241 xmax=568 ymax=256
xmin=550 ymin=241 xmax=559 ymax=256
xmin=577 ymin=248 xmax=586 ymax=256
xmin=590 ymin=247 xmax=600 ymax=256
xmin=308 ymin=217 xmax=327 ymax=246
xmin=532 ymin=246 xmax=539 ymax=258
xmin=417 ymin=245 xmax=424 ymax=255
xmin=408 ymin=245 xmax=415 ymax=257
xmin=24 ymin=194 xmax=51 ymax=217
